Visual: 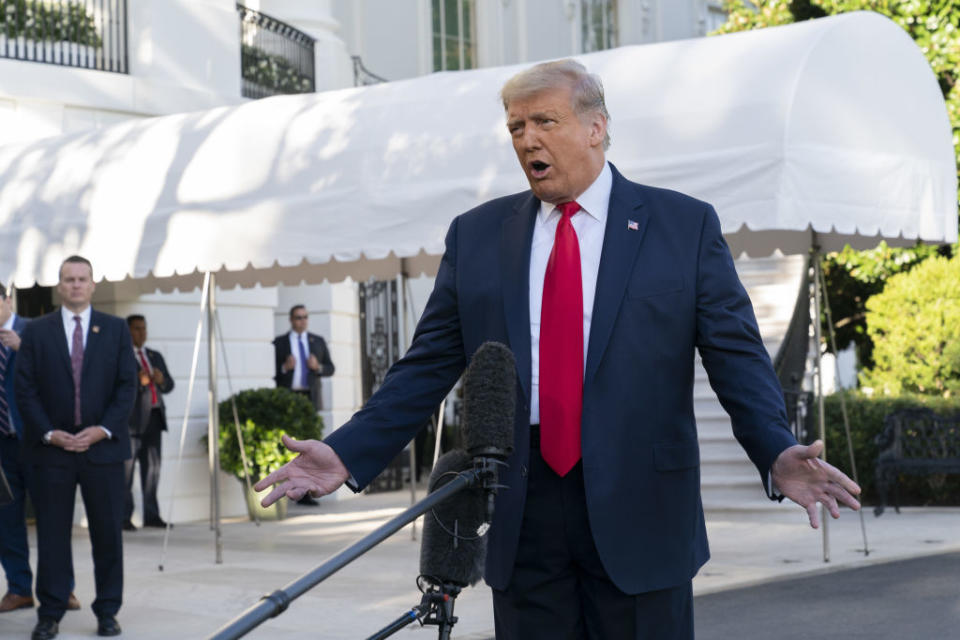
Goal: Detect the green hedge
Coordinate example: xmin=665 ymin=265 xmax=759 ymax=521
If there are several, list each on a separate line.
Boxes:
xmin=821 ymin=391 xmax=960 ymax=507
xmin=241 ymin=44 xmax=313 ymax=95
xmin=207 ymin=387 xmax=323 ymax=482
xmin=0 ymin=0 xmax=102 ymax=47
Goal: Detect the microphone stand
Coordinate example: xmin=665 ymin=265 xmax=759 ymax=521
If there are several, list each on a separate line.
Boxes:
xmin=365 ymin=578 xmax=462 ymax=640
xmin=207 ymin=457 xmax=503 ymax=640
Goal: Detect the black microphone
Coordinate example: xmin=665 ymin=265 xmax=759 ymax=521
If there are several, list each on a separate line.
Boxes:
xmin=461 ymin=341 xmax=516 ymax=461
xmin=418 ymin=449 xmax=487 ymax=588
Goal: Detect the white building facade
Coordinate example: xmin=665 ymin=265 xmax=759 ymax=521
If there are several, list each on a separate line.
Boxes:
xmin=1 ymin=0 xmax=741 ymax=523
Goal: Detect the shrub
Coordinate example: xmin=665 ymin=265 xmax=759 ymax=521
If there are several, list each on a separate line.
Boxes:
xmin=860 ymin=255 xmax=960 ymax=397
xmin=241 ymin=44 xmax=313 ymax=95
xmin=821 ymin=391 xmax=960 ymax=507
xmin=0 ymin=0 xmax=102 ymax=47
xmin=208 ymin=387 xmax=323 ymax=482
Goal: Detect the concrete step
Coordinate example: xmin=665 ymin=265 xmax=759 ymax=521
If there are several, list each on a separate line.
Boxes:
xmin=698 ymin=254 xmax=804 ymax=511
xmin=700 ymin=475 xmax=770 ymax=506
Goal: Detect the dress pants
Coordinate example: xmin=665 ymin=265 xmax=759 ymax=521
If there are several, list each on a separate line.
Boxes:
xmin=125 ymin=409 xmax=163 ymax=524
xmin=29 ymin=451 xmax=125 ymax=622
xmin=492 ymin=427 xmax=693 ymax=640
xmin=0 ymin=433 xmax=32 ymax=596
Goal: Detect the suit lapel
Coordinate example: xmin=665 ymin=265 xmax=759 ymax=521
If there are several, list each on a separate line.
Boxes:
xmin=81 ymin=310 xmax=103 ymax=379
xmin=584 ymin=168 xmax=649 ymax=386
xmin=52 ymin=312 xmax=73 ymax=375
xmin=501 ymin=194 xmax=538 ymax=404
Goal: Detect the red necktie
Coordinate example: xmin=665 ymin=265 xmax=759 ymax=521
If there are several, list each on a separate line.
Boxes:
xmin=539 ymin=201 xmax=583 ymax=476
xmin=138 ymin=348 xmax=157 ymax=405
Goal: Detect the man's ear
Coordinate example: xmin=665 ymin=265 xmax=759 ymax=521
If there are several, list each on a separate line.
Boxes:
xmin=589 ymin=113 xmax=607 ymax=147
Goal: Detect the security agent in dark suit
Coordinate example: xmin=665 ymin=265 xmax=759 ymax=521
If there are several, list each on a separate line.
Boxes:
xmin=15 ymin=256 xmax=136 ymax=639
xmin=123 ymin=314 xmax=174 ymax=531
xmin=255 ymin=61 xmax=862 ymax=638
xmin=0 ymin=282 xmax=33 ymax=612
xmin=272 ymin=304 xmax=335 ymax=411
xmin=272 ymin=305 xmax=334 ymax=506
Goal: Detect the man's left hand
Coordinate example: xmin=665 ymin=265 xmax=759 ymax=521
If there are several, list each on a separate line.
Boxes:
xmin=151 ymin=368 xmax=165 ymax=386
xmin=73 ymin=426 xmax=108 ymax=449
xmin=771 ymin=440 xmax=861 ymax=528
xmin=307 ymin=354 xmax=320 ymax=371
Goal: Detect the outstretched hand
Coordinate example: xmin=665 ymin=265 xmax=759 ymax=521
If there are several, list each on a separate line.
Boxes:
xmin=771 ymin=440 xmax=861 ymax=528
xmin=253 ymin=435 xmax=351 ymax=507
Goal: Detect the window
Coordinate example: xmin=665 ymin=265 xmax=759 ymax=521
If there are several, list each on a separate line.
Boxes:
xmin=581 ymin=0 xmax=617 ymax=53
xmin=432 ymin=0 xmax=476 ymax=71
xmin=704 ymin=1 xmax=728 ymax=34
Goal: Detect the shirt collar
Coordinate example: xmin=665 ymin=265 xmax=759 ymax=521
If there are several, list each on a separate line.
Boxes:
xmin=1 ymin=313 xmax=14 ymax=332
xmin=61 ymin=305 xmax=92 ymax=325
xmin=537 ymin=161 xmax=612 ymax=226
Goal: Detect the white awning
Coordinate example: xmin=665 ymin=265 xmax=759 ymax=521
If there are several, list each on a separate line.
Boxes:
xmin=0 ymin=10 xmax=954 ymax=291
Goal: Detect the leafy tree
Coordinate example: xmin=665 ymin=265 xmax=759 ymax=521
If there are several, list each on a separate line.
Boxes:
xmin=859 ymin=254 xmax=960 ymax=396
xmin=716 ymin=1 xmax=959 ymax=369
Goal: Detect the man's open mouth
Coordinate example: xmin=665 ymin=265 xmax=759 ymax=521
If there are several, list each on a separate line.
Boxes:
xmin=530 ymin=161 xmax=550 ymax=178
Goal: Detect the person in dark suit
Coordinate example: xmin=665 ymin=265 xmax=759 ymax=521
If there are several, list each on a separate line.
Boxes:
xmin=123 ymin=315 xmax=174 ymax=531
xmin=0 ymin=282 xmax=33 ymax=613
xmin=15 ymin=256 xmax=136 ymax=639
xmin=272 ymin=305 xmax=335 ymax=506
xmin=256 ymin=60 xmax=861 ymax=638
xmin=272 ymin=304 xmax=335 ymax=411
xmin=0 ymin=284 xmax=82 ymax=616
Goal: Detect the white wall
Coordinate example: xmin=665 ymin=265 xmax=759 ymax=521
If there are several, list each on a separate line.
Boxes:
xmin=331 ymin=0 xmax=428 ymax=81
xmin=0 ymin=0 xmax=245 ymax=147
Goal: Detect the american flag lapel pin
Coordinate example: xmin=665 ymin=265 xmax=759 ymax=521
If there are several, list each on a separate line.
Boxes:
xmin=627 ymin=220 xmax=639 ymax=231
xmin=91 ymin=325 xmax=100 ymax=334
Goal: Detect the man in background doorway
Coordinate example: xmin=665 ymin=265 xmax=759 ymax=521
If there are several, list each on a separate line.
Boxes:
xmin=124 ymin=315 xmax=174 ymax=531
xmin=272 ymin=304 xmax=334 ymax=506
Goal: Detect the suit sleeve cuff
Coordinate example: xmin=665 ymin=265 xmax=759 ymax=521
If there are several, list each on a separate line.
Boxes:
xmin=99 ymin=426 xmax=113 ymax=440
xmin=766 ymin=471 xmax=785 ymax=502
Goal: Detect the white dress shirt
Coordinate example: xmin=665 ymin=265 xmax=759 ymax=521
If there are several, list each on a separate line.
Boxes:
xmin=529 ymin=162 xmax=612 ymax=424
xmin=2 ymin=312 xmax=14 ymax=332
xmin=61 ymin=304 xmax=91 ymax=354
xmin=288 ymin=331 xmax=309 ymax=390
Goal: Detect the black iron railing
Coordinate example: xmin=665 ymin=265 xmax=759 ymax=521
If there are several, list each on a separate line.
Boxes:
xmin=783 ymin=389 xmax=814 ymax=445
xmin=352 ymin=55 xmax=387 ymax=86
xmin=0 ymin=0 xmax=127 ymax=73
xmin=237 ymin=4 xmax=315 ymax=99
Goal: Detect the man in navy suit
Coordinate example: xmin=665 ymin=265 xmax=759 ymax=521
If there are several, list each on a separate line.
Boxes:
xmin=124 ymin=315 xmax=175 ymax=531
xmin=0 ymin=282 xmax=33 ymax=613
xmin=257 ymin=60 xmax=861 ymax=638
xmin=16 ymin=256 xmax=136 ymax=639
xmin=272 ymin=304 xmax=335 ymax=413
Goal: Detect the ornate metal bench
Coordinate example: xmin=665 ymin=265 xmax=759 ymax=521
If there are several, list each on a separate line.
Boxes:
xmin=874 ymin=408 xmax=960 ymax=516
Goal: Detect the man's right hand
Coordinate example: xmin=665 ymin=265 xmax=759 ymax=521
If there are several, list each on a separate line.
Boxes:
xmin=254 ymin=435 xmax=351 ymax=506
xmin=283 ymin=354 xmax=296 ymax=373
xmin=50 ymin=430 xmax=88 ymax=452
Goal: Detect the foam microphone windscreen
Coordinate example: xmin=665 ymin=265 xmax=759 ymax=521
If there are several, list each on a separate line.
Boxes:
xmin=419 ymin=449 xmax=487 ymax=587
xmin=462 ymin=341 xmax=516 ymax=459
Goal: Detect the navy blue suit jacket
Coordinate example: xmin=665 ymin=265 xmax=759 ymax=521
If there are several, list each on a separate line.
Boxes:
xmin=15 ymin=309 xmax=137 ymax=465
xmin=2 ymin=314 xmax=28 ymax=437
xmin=326 ymin=164 xmax=797 ymax=594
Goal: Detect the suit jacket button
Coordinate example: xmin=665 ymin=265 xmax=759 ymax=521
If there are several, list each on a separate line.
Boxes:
xmin=521 ymin=465 xmax=527 ymax=477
